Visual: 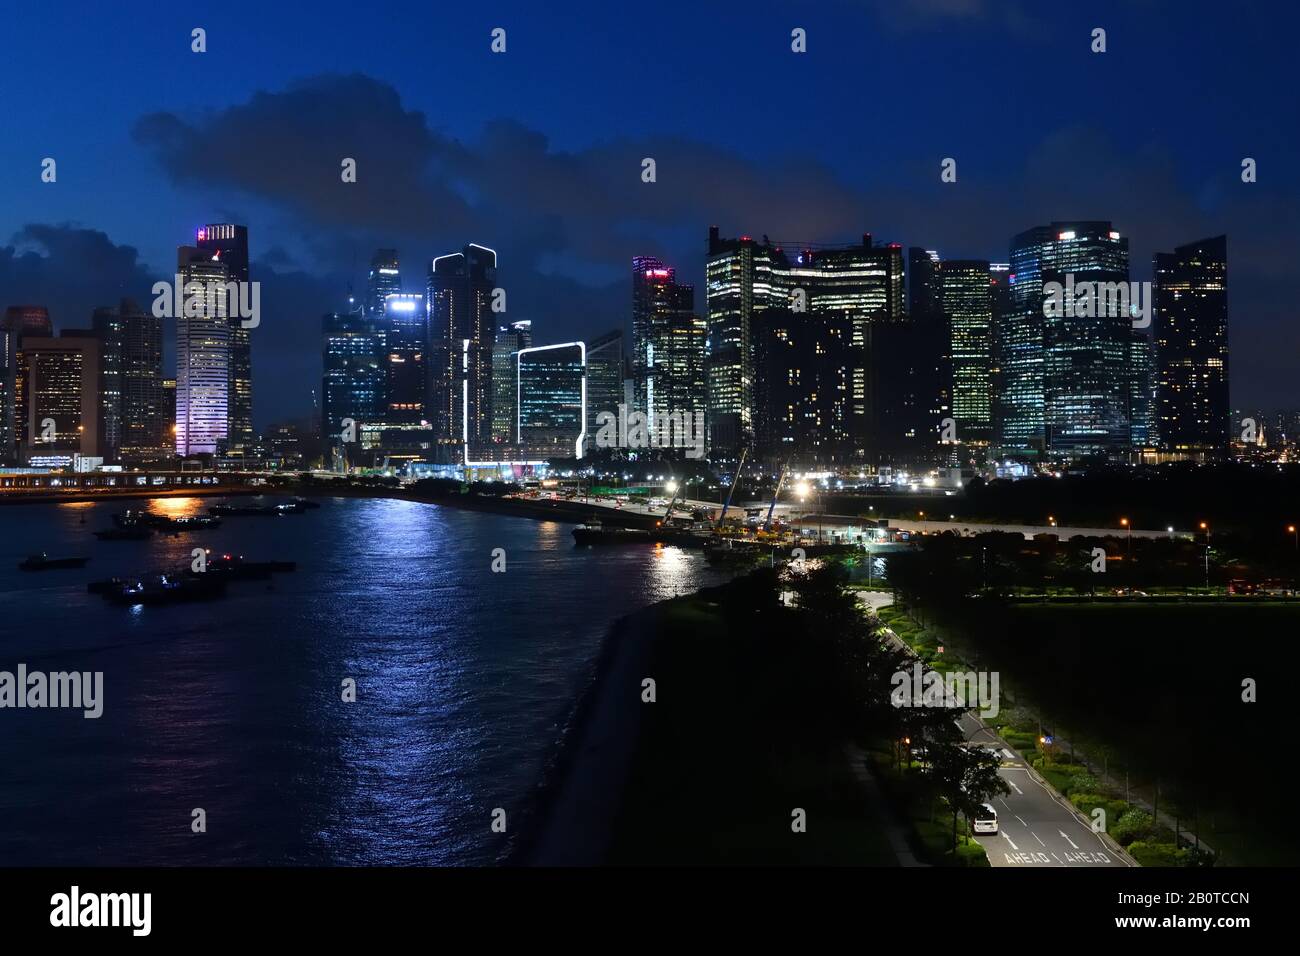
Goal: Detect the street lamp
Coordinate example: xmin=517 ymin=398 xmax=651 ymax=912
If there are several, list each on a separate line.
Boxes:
xmin=1120 ymin=517 xmax=1131 ymax=553
xmin=1289 ymin=524 xmax=1298 ymax=551
xmin=1048 ymin=514 xmax=1056 ymax=528
xmin=919 ymin=510 xmax=927 ymax=535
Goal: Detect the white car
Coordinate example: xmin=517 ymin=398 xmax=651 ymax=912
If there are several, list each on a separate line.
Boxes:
xmin=971 ymin=804 xmax=999 ymax=835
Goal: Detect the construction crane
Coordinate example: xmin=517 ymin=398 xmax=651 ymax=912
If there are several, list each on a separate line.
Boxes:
xmin=715 ymin=448 xmax=749 ymax=529
xmin=764 ymin=459 xmax=791 ymax=531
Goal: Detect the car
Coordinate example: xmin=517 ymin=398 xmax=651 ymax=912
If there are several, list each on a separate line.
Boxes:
xmin=971 ymin=803 xmax=999 ymax=835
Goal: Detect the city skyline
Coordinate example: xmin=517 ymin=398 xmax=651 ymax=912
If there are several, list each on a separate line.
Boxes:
xmin=1 ymin=0 xmax=1296 ymax=427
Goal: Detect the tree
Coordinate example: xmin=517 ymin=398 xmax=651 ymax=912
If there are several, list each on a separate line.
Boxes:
xmin=927 ymin=745 xmax=1010 ymax=851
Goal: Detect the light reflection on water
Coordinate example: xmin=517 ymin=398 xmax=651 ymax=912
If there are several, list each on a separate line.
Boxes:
xmin=0 ymin=496 xmax=727 ymax=865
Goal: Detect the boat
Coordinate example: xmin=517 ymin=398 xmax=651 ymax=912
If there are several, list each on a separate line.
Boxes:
xmin=19 ymin=553 xmax=90 ymax=571
xmin=102 ymin=574 xmax=227 ymax=606
xmin=289 ymin=498 xmax=321 ymax=509
xmin=188 ymin=553 xmax=297 ymax=580
xmin=208 ymin=502 xmax=279 ymax=516
xmin=572 ymin=520 xmax=655 ymax=545
xmin=162 ymin=515 xmax=223 ymax=532
xmin=94 ymin=527 xmax=153 ymax=541
xmin=87 ymin=576 xmax=130 ymax=594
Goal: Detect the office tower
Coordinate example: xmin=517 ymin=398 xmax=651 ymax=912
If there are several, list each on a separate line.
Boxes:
xmin=195 ymin=224 xmax=253 ymax=451
xmin=428 ymin=244 xmax=496 ymax=458
xmin=108 ymin=299 xmax=167 ymax=461
xmin=89 ymin=307 xmax=124 ymax=462
xmin=868 ymin=250 xmax=946 ymax=468
xmin=517 ymin=342 xmax=586 ymax=459
xmin=381 ymin=293 xmax=426 ymax=425
xmin=754 ymin=308 xmax=858 ymax=465
xmin=585 ymin=328 xmax=625 ymax=454
xmin=176 ymin=245 xmax=232 ymax=456
xmin=0 ymin=323 xmax=12 ymax=463
xmin=321 ymin=311 xmax=386 ymax=454
xmin=1128 ymin=329 xmax=1157 ymax=450
xmin=367 ymin=250 xmax=402 ymax=318
xmin=987 ymin=263 xmax=1011 ymax=445
xmin=1153 ymin=236 xmax=1230 ymax=457
xmin=492 ymin=320 xmax=533 ymax=443
xmin=3 ymin=306 xmax=53 ymax=454
xmin=940 ymin=260 xmax=993 ymax=445
xmin=706 ymin=229 xmax=783 ymax=457
xmin=1000 ymin=222 xmax=1130 ymax=459
xmin=19 ymin=332 xmax=100 ymax=463
xmin=632 ymin=257 xmax=705 ymax=437
xmin=162 ymin=378 xmax=176 ymax=441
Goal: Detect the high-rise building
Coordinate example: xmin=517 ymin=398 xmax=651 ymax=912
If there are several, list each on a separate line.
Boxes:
xmin=111 ymin=299 xmax=167 ymax=461
xmin=367 ymin=249 xmax=403 ymax=318
xmin=1153 ymin=236 xmax=1229 ymax=457
xmin=585 ymin=328 xmax=625 ymax=455
xmin=195 ymin=224 xmax=253 ymax=451
xmin=89 ymin=307 xmax=124 ymax=462
xmin=381 ymin=293 xmax=426 ymax=425
xmin=321 ymin=311 xmax=385 ymax=457
xmin=754 ymin=308 xmax=859 ymax=465
xmin=19 ymin=332 xmax=100 ymax=464
xmin=3 ymin=307 xmax=53 ymax=455
xmin=706 ymin=229 xmax=783 ymax=457
xmin=0 ymin=324 xmax=13 ymax=463
xmin=492 ymin=320 xmax=533 ymax=443
xmin=1128 ymin=329 xmax=1157 ymax=450
xmin=176 ymin=245 xmax=231 ymax=456
xmin=428 ymin=244 xmax=496 ymax=458
xmin=631 ymin=257 xmax=705 ymax=440
xmin=1000 ymin=222 xmax=1131 ymax=459
xmin=940 ymin=259 xmax=993 ymax=446
xmin=517 ymin=342 xmax=586 ymax=460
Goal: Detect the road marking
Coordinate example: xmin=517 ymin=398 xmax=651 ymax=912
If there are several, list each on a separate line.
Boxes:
xmin=1015 ymin=815 xmax=1028 ymax=827
xmin=1001 ymin=832 xmax=1019 ymax=851
xmin=1059 ymin=830 xmax=1080 ymax=850
xmin=1051 ymin=852 xmax=1065 ymax=866
xmin=1007 ymin=779 xmax=1023 ymax=795
xmin=1033 ymin=832 xmax=1046 ymax=846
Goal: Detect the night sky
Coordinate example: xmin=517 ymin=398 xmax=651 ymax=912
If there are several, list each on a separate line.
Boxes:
xmin=1 ymin=0 xmax=1296 ymax=427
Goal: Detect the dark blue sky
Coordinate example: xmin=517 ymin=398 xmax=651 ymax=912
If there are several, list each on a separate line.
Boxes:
xmin=2 ymin=0 xmax=1296 ymax=425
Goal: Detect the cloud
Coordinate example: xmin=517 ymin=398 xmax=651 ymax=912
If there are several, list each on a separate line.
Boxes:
xmin=0 ymin=224 xmax=156 ymax=323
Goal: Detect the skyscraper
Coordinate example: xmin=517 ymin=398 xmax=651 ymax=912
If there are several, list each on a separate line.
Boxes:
xmin=754 ymin=308 xmax=858 ymax=465
xmin=367 ymin=249 xmax=403 ymax=318
xmin=381 ymin=293 xmax=426 ymax=425
xmin=492 ymin=320 xmax=533 ymax=443
xmin=1000 ymin=222 xmax=1131 ymax=459
xmin=940 ymin=259 xmax=993 ymax=446
xmin=632 ymin=257 xmax=705 ymax=436
xmin=3 ymin=306 xmax=53 ymax=456
xmin=19 ymin=332 xmax=100 ymax=463
xmin=196 ymin=224 xmax=253 ymax=451
xmin=176 ymin=245 xmax=231 ymax=456
xmin=1153 ymin=236 xmax=1229 ymax=457
xmin=428 ymin=244 xmax=496 ymax=458
xmin=517 ymin=342 xmax=586 ymax=460
xmin=321 ymin=310 xmax=385 ymax=458
xmin=112 ymin=299 xmax=167 ymax=461
xmin=706 ymin=228 xmax=781 ymax=458
xmin=90 ymin=307 xmax=125 ymax=462
xmin=585 ymin=328 xmax=625 ymax=455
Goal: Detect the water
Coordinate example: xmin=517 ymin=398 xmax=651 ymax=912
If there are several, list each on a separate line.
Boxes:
xmin=0 ymin=495 xmax=726 ymax=865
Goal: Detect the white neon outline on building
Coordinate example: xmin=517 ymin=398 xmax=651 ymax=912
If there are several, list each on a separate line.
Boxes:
xmin=517 ymin=341 xmax=587 ymax=460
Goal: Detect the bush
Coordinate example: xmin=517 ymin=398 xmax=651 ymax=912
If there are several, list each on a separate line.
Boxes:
xmin=1069 ymin=773 xmax=1100 ymax=793
xmin=1128 ymin=841 xmax=1184 ymax=867
xmin=1111 ymin=808 xmax=1155 ymax=846
xmin=1069 ymin=793 xmax=1128 ymax=828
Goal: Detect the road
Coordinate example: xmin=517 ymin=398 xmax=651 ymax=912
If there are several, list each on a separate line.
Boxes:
xmin=857 ymin=590 xmax=1133 ymax=868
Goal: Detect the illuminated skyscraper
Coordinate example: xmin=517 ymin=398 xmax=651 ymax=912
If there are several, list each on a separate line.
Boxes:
xmin=176 ymin=245 xmax=231 ymax=456
xmin=381 ymin=293 xmax=426 ymax=425
xmin=196 ymin=224 xmax=253 ymax=451
xmin=1000 ymin=222 xmax=1131 ymax=459
xmin=492 ymin=320 xmax=532 ymax=443
xmin=3 ymin=307 xmax=53 ymax=456
xmin=428 ymin=244 xmax=496 ymax=458
xmin=632 ymin=257 xmax=704 ymax=439
xmin=1153 ymin=236 xmax=1229 ymax=457
xmin=367 ymin=249 xmax=403 ymax=318
xmin=517 ymin=342 xmax=586 ymax=460
xmin=940 ymin=259 xmax=993 ymax=445
xmin=321 ymin=311 xmax=385 ymax=456
xmin=19 ymin=332 xmax=100 ymax=464
xmin=584 ymin=328 xmax=625 ymax=454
